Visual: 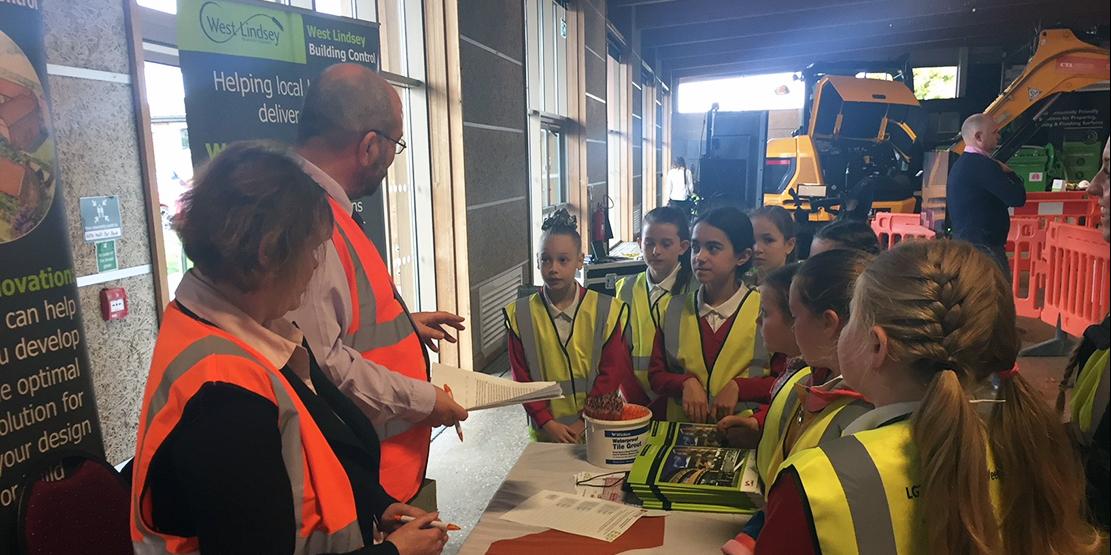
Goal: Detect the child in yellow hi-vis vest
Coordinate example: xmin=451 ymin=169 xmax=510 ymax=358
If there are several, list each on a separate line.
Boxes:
xmin=756 ymin=240 xmax=1101 ymax=555
xmin=615 ymin=206 xmax=693 ymax=418
xmin=647 ymin=207 xmax=767 ymax=423
xmin=503 ymin=209 xmax=647 ymax=443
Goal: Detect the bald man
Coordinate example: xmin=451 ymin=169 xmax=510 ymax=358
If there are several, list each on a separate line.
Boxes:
xmin=947 ymin=113 xmax=1026 ymax=277
xmin=287 ymin=64 xmax=467 ymax=506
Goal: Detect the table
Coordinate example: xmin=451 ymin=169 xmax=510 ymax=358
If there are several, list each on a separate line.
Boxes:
xmin=459 ymin=443 xmax=749 ymax=554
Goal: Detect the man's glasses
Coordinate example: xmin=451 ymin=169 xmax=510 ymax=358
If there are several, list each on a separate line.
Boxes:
xmin=368 ymin=129 xmax=407 ymax=154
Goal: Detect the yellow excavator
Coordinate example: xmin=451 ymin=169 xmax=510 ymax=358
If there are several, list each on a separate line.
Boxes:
xmin=952 ymin=29 xmax=1109 ymax=159
xmin=764 ymin=28 xmax=1109 ymax=226
xmin=762 ymin=60 xmax=923 ymax=224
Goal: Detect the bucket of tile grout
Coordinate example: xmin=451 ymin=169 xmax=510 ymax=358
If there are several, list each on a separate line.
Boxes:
xmin=583 ymin=405 xmax=652 ymax=469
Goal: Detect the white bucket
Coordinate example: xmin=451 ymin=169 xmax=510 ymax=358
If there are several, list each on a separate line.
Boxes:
xmin=583 ymin=409 xmax=652 ymax=470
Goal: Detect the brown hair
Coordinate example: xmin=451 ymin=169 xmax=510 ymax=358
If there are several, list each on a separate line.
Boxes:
xmin=174 ymin=141 xmax=334 ymax=293
xmin=850 ymin=240 xmax=1100 ymax=555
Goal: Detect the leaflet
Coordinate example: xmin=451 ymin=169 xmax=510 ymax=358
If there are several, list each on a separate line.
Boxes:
xmin=499 ymin=490 xmax=646 ymax=542
xmin=430 ymin=363 xmax=563 ymax=411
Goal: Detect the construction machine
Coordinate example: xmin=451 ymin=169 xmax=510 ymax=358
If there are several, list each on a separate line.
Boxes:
xmin=761 ymin=60 xmax=924 ymax=225
xmin=922 ymin=29 xmax=1109 ymax=229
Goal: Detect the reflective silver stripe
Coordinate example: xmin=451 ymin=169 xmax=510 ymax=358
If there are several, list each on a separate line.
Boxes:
xmin=272 ymin=372 xmax=364 ymax=554
xmin=777 ymin=382 xmax=802 ymax=438
xmin=514 ymin=297 xmax=545 ymax=383
xmin=587 ymin=297 xmax=614 ymax=386
xmin=820 ymin=436 xmax=898 ymax=555
xmin=557 ymin=378 xmax=592 ymax=397
xmin=134 ymin=336 xmax=258 ymax=550
xmin=632 ymin=355 xmax=652 ymax=372
xmin=133 ymin=544 xmax=195 ymax=555
xmin=144 ymin=336 xmax=254 ymax=431
xmin=1088 ymin=359 xmax=1111 ymax=443
xmin=818 ymin=400 xmax=872 ymax=445
xmin=344 ymin=309 xmax=415 ymax=353
xmin=136 ymin=335 xmax=364 ymax=553
xmin=741 ymin=289 xmax=767 ymax=378
xmin=333 ymin=224 xmax=377 ymax=333
xmin=662 ymin=296 xmax=685 ymax=373
xmin=617 ymin=277 xmax=636 ymax=305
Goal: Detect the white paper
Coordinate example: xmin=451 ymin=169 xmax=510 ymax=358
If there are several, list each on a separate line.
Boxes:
xmin=499 ymin=489 xmax=646 ymax=542
xmin=573 ymin=472 xmax=626 ymax=503
xmin=431 ymin=364 xmax=563 ymax=411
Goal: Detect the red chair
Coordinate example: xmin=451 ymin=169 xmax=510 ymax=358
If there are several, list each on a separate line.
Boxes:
xmin=16 ymin=452 xmax=131 ymax=555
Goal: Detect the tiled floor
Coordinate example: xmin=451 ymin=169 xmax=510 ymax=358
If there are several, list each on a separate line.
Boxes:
xmin=424 ymin=317 xmax=1078 ymax=554
xmin=426 ymin=355 xmax=532 ymax=555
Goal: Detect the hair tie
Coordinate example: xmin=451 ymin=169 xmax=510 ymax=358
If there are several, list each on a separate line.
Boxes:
xmin=996 ymin=364 xmax=1020 ymax=381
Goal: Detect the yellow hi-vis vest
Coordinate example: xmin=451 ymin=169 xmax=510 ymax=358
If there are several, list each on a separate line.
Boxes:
xmin=1071 ymin=347 xmax=1109 ymax=446
xmin=660 ymin=287 xmax=765 ymax=421
xmin=503 ymin=289 xmax=628 ymax=431
xmin=616 ymin=271 xmax=687 ymax=400
xmin=756 ymin=367 xmax=872 ymax=492
xmin=783 ymin=419 xmax=1002 ymax=555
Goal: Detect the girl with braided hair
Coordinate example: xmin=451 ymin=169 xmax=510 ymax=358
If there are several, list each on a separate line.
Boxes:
xmin=503 ymin=209 xmax=645 ymax=442
xmin=756 ymin=239 xmax=1102 ymax=555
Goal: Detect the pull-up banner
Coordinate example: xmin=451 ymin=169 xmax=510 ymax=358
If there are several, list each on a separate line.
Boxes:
xmin=177 ymin=0 xmax=380 ymax=166
xmin=0 ymin=1 xmax=105 ymax=548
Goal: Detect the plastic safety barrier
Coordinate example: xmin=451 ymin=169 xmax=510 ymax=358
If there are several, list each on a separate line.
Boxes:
xmin=1010 ymin=192 xmax=1100 ymax=228
xmin=871 ymin=212 xmax=935 ymax=249
xmin=1005 ymin=217 xmax=1047 ymax=320
xmin=1038 ymin=222 xmax=1110 ymax=338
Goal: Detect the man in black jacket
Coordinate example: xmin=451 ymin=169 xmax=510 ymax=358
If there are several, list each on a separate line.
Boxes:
xmin=947 ymin=113 xmax=1026 ymax=278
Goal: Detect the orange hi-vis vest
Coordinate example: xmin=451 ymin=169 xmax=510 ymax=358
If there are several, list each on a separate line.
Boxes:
xmin=328 ymin=197 xmax=431 ymax=502
xmin=131 ymin=303 xmax=364 ymax=554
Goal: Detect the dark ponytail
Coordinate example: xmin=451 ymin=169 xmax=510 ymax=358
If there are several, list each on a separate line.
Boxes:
xmin=793 ymin=249 xmax=874 ymax=321
xmin=643 ymin=206 xmax=693 ymax=293
xmin=693 ymin=206 xmax=755 ymax=280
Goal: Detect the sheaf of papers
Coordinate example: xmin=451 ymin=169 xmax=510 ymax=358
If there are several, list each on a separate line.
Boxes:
xmin=573 ymin=472 xmax=626 ymax=503
xmin=431 ymin=364 xmax=564 ymax=411
xmin=499 ymin=489 xmax=646 ymax=542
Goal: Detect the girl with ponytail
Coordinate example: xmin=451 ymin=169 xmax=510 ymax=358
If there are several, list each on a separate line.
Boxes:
xmin=756 ymin=239 xmax=1102 ymax=555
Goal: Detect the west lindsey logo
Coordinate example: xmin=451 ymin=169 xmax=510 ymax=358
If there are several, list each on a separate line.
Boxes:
xmin=199 ymin=1 xmax=284 ymax=46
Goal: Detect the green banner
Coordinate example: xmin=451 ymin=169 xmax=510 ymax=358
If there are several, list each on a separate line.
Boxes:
xmin=0 ymin=1 xmax=106 ymax=549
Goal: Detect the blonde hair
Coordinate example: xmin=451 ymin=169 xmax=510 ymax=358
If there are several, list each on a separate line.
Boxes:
xmin=850 ymin=240 xmax=1101 ymax=555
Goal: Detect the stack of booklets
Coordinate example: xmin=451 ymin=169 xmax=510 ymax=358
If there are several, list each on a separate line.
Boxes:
xmin=627 ymin=421 xmax=762 ymax=514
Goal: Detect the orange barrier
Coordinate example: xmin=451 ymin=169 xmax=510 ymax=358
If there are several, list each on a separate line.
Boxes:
xmin=871 ymin=212 xmax=935 ymax=249
xmin=1011 ymin=192 xmax=1100 ymax=228
xmin=1038 ymin=222 xmax=1110 ymax=338
xmin=1005 ymin=217 xmax=1047 ymax=320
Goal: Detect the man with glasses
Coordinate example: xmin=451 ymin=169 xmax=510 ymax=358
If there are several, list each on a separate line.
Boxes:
xmin=290 ymin=63 xmax=468 ymax=509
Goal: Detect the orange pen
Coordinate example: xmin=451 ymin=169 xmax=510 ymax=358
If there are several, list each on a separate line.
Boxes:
xmin=443 ymin=385 xmax=464 ymax=441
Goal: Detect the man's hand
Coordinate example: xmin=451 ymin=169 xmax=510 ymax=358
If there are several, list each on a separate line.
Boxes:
xmin=541 ymin=420 xmax=579 ymax=443
xmin=682 ymin=377 xmax=710 ymax=423
xmin=381 ymin=503 xmax=428 ymax=533
xmin=418 ymin=386 xmax=469 ymax=428
xmin=411 ymin=312 xmax=466 ymax=352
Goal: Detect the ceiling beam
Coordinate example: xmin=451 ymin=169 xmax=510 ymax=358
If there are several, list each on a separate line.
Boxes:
xmin=652 ymin=5 xmax=1084 ymax=63
xmin=641 ymin=0 xmax=1105 ymax=48
xmin=634 ymin=0 xmax=889 ymax=30
xmin=664 ymin=30 xmax=1031 ymax=80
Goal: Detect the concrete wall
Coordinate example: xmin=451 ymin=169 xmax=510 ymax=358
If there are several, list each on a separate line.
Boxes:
xmin=457 ymin=0 xmax=530 ymax=370
xmin=44 ymin=0 xmax=156 ymax=464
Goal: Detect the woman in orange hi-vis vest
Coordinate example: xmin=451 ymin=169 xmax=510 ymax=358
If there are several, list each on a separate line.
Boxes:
xmin=130 ymin=142 xmax=445 ymax=555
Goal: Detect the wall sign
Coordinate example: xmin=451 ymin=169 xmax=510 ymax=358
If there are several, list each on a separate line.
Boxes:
xmin=0 ymin=1 xmax=106 ymax=547
xmin=79 ymin=195 xmax=122 ymax=242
